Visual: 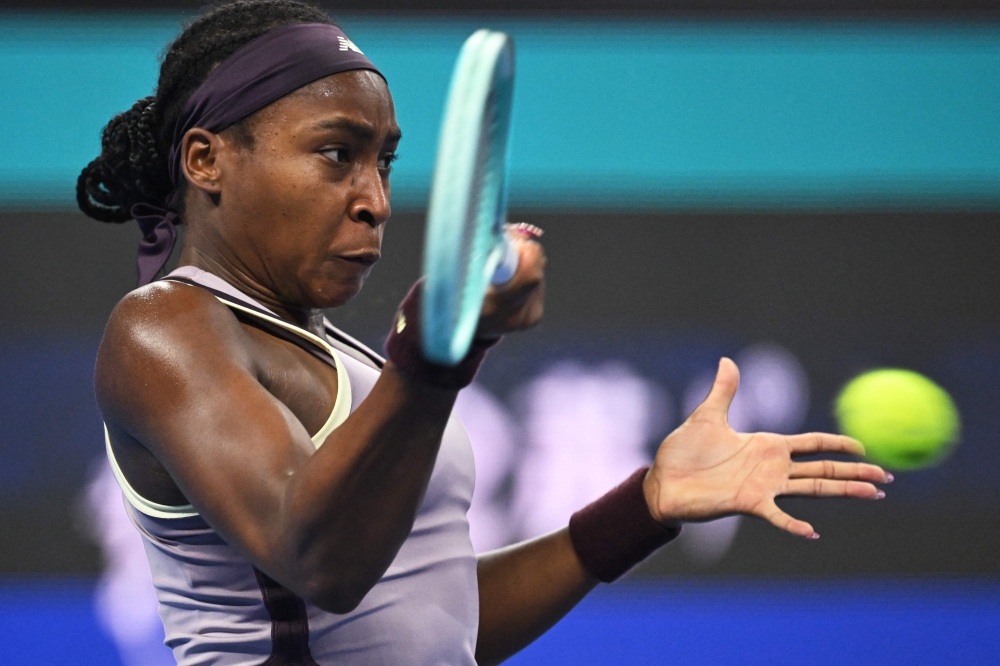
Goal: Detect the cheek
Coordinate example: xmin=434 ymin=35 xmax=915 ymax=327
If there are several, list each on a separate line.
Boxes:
xmin=232 ymin=156 xmax=345 ymax=246
xmin=232 ymin=143 xmax=335 ymax=204
xmin=262 ymin=159 xmax=324 ymax=216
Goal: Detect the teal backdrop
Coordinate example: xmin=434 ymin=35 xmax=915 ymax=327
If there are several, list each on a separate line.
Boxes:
xmin=2 ymin=15 xmax=999 ymax=209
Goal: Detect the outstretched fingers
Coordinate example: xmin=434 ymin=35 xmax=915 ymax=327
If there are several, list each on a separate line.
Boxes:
xmin=784 ymin=478 xmax=884 ymax=500
xmin=756 ymin=437 xmax=890 ymax=540
xmin=758 ymin=500 xmax=818 ymax=539
xmin=786 ymin=432 xmax=865 ymax=457
xmin=789 ymin=460 xmax=890 ymax=484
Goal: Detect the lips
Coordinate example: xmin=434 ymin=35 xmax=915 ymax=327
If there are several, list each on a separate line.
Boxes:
xmin=338 ymin=251 xmax=380 ymax=267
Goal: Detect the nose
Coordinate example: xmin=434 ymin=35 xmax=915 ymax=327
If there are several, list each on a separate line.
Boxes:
xmin=348 ymin=166 xmax=391 ymax=229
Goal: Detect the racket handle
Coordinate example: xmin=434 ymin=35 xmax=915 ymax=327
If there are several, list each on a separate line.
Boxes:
xmin=491 ymin=238 xmax=519 ymax=285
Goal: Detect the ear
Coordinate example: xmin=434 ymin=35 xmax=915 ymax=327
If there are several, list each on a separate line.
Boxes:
xmin=179 ymin=128 xmax=227 ymax=195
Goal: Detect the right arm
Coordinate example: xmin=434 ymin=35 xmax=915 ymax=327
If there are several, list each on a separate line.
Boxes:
xmin=98 ymin=283 xmax=457 ymax=613
xmin=97 ymin=238 xmax=545 ymax=614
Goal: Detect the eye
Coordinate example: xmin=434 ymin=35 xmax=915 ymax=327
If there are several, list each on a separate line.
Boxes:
xmin=322 ymin=148 xmax=348 ymax=163
xmin=378 ymin=153 xmax=398 ymax=171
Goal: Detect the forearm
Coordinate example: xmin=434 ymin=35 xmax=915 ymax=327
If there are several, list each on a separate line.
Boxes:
xmin=275 ymin=362 xmax=458 ymax=611
xmin=474 ymin=468 xmax=682 ymax=664
xmin=475 ymin=528 xmax=598 ymax=666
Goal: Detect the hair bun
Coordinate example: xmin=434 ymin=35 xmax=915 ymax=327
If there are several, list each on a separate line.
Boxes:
xmin=77 ymin=96 xmax=172 ymax=223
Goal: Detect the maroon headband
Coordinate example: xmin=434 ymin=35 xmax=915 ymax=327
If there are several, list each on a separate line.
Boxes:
xmin=131 ymin=22 xmax=384 ymax=286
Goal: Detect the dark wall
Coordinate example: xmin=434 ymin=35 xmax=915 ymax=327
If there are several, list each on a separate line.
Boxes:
xmin=11 ymin=210 xmax=997 ymax=340
xmin=1 ymin=210 xmax=998 ymax=575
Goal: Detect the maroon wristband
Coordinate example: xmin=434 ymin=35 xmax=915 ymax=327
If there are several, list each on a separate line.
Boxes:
xmin=385 ymin=280 xmax=500 ymax=389
xmin=568 ymin=466 xmax=681 ymax=583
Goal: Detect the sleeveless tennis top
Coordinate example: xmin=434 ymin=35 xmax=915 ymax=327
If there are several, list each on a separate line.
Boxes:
xmin=106 ymin=266 xmax=480 ymax=666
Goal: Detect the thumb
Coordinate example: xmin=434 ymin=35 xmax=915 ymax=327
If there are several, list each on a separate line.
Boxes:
xmin=695 ymin=357 xmax=740 ymax=424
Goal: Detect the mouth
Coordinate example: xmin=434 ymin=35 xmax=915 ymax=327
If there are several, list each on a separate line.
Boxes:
xmin=337 ymin=251 xmax=381 ymax=267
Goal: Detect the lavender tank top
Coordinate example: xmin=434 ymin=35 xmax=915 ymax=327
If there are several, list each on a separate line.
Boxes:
xmin=107 ymin=266 xmax=479 ymax=665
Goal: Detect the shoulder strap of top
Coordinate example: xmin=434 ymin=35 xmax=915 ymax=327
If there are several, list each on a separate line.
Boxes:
xmin=323 ymin=318 xmax=385 ymax=370
xmin=162 ymin=276 xmax=353 ymax=442
xmin=166 ymin=276 xmax=385 ymax=371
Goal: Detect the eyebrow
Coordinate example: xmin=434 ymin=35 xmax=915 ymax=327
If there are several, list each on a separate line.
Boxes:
xmin=312 ymin=118 xmax=402 ymax=144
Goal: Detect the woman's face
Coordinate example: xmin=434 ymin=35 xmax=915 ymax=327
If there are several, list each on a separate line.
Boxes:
xmin=211 ymin=69 xmax=400 ymax=309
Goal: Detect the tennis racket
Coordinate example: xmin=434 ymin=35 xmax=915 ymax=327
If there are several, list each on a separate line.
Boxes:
xmin=421 ymin=29 xmax=518 ymax=366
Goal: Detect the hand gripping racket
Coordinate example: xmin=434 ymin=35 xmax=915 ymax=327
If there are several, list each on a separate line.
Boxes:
xmin=421 ymin=30 xmax=518 ymax=366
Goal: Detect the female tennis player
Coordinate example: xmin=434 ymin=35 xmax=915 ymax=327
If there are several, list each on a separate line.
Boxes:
xmin=79 ymin=2 xmax=891 ymax=664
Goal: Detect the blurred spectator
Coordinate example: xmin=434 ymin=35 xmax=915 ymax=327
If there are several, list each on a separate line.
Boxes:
xmin=509 ymin=361 xmax=672 ymax=541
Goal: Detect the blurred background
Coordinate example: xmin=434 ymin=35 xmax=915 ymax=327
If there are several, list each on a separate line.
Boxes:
xmin=2 ymin=0 xmax=999 ymax=664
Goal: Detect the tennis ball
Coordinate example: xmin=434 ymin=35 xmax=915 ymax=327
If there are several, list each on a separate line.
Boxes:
xmin=835 ymin=369 xmax=959 ymax=471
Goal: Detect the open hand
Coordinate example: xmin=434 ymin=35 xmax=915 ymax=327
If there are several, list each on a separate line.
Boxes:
xmin=643 ymin=358 xmax=891 ymax=539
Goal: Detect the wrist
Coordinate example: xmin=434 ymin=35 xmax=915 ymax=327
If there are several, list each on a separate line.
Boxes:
xmin=642 ymin=467 xmax=681 ymax=530
xmin=385 ymin=280 xmax=501 ymax=390
xmin=568 ymin=467 xmax=681 ymax=583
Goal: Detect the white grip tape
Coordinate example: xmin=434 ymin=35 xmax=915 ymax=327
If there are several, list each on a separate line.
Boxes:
xmin=490 ymin=237 xmax=519 ymax=285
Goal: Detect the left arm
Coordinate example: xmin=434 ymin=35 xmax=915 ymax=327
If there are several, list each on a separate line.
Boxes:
xmin=475 ymin=357 xmax=892 ymax=665
xmin=475 ymin=528 xmax=596 ymax=666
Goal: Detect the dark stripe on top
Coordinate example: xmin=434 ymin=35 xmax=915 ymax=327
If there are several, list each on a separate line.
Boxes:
xmin=232 ymin=309 xmax=341 ymax=372
xmin=164 ymin=276 xmax=378 ymax=372
xmin=164 ymin=276 xmax=275 ymax=317
xmin=323 ymin=321 xmax=385 ymax=370
xmin=254 ymin=567 xmax=321 ymax=666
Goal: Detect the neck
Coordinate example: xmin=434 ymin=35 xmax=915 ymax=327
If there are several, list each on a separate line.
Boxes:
xmin=177 ymin=244 xmax=326 ymax=339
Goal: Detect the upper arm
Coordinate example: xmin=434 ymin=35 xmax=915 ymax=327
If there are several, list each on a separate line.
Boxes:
xmin=96 ymin=283 xmax=319 ymax=569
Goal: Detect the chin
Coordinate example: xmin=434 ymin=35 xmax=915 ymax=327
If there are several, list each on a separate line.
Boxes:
xmin=301 ymin=259 xmax=376 ymax=309
xmin=309 ymin=275 xmax=366 ymax=309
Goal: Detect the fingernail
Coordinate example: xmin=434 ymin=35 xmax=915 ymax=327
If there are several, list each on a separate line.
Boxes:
xmin=876 ymin=490 xmax=886 ymax=499
xmin=808 ymin=532 xmax=820 ymax=540
xmin=513 ymin=222 xmax=544 ymax=239
xmin=885 ymin=473 xmax=895 ymax=483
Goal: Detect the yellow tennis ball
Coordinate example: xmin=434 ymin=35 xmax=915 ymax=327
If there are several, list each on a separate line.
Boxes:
xmin=835 ymin=369 xmax=959 ymax=471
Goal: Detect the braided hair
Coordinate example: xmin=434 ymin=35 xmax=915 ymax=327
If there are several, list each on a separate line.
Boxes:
xmin=77 ymin=0 xmax=334 ymax=223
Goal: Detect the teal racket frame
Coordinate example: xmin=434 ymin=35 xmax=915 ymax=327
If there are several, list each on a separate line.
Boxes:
xmin=422 ymin=30 xmax=516 ymax=366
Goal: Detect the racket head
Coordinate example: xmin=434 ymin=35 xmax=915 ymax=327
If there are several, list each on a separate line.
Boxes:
xmin=422 ymin=30 xmax=515 ymax=365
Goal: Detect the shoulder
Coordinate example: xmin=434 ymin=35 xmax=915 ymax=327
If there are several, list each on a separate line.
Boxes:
xmin=96 ymin=281 xmax=256 ymax=424
xmin=107 ymin=280 xmax=237 ymax=336
xmin=100 ymin=280 xmax=250 ymax=362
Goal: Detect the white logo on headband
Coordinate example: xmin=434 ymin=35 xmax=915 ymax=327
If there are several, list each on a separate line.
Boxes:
xmin=337 ymin=36 xmax=364 ymax=54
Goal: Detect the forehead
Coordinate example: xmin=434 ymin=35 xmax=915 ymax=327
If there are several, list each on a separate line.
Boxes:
xmin=253 ymin=70 xmax=398 ymax=138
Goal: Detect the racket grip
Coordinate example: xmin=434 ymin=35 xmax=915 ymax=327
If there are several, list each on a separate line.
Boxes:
xmin=490 ymin=238 xmax=519 ymax=285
